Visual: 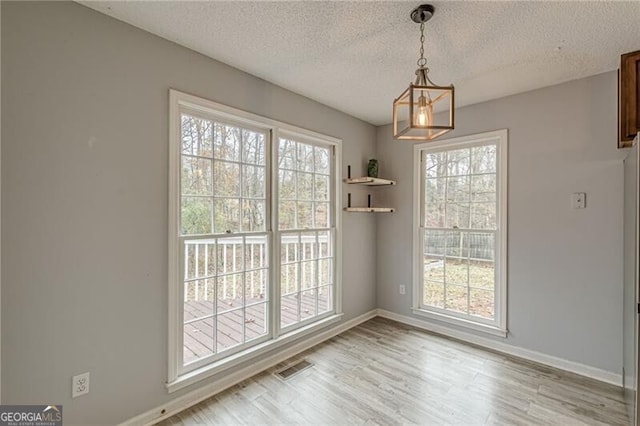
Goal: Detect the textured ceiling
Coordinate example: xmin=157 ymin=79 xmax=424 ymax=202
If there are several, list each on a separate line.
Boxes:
xmin=79 ymin=1 xmax=640 ymax=126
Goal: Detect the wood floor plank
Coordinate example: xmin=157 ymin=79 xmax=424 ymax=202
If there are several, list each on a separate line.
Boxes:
xmin=158 ymin=317 xmax=629 ymax=425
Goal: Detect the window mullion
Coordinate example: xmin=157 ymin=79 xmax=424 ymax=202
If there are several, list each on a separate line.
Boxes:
xmin=294 ymin=142 xmax=299 ymax=230
xmin=311 ymin=149 xmax=316 ymax=228
xmin=420 ymin=151 xmax=425 ymax=228
xmin=213 ymin=238 xmax=218 ymax=355
xmin=442 ymin=153 xmax=449 ymax=310
xmin=239 ymin=128 xmax=245 ymax=233
xmin=297 ymin=231 xmax=302 ymax=323
xmin=330 ymin=145 xmax=336 ymax=229
xmin=466 ymin=152 xmax=472 ymax=314
xmin=271 ymin=130 xmax=281 ymax=338
xmin=314 ymin=231 xmax=319 ymax=316
xmin=242 ymin=236 xmax=246 ymax=345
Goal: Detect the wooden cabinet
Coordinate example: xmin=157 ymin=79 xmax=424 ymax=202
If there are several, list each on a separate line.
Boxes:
xmin=620 ymin=50 xmax=640 ymax=148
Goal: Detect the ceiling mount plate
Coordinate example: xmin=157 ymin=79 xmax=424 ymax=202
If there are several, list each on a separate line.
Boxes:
xmin=411 ymin=4 xmax=435 ymax=24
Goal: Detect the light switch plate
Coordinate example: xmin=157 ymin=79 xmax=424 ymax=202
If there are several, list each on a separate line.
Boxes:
xmin=571 ymin=193 xmax=586 ymax=209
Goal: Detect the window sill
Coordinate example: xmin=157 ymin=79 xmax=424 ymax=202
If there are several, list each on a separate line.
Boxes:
xmin=411 ymin=307 xmax=507 ymax=338
xmin=166 ymin=313 xmax=343 ymax=393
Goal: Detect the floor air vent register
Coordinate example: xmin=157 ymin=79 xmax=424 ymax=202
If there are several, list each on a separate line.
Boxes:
xmin=275 ymin=360 xmax=314 ymax=380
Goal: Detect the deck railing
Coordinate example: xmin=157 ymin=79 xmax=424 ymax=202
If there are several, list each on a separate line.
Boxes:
xmin=183 ymin=234 xmax=329 ymax=302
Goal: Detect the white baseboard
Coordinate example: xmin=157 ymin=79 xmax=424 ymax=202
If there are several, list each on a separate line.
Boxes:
xmin=376 ymin=309 xmax=622 ymax=387
xmin=119 ymin=309 xmax=377 ymax=426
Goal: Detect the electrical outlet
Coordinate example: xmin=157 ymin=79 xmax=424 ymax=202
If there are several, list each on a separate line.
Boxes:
xmin=399 ymin=285 xmax=406 ymax=295
xmin=72 ymin=372 xmax=90 ymax=398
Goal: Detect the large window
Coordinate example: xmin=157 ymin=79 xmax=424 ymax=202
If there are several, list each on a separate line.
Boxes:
xmin=413 ymin=130 xmax=507 ymax=335
xmin=179 ymin=115 xmax=270 ymax=368
xmin=168 ymin=91 xmax=341 ymax=389
xmin=277 ymin=136 xmax=334 ymax=330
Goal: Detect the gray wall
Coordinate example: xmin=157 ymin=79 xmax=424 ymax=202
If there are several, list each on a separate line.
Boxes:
xmin=623 ymin=142 xmax=637 ymax=420
xmin=375 ymin=72 xmax=625 ymax=374
xmin=1 ymin=1 xmax=630 ymax=424
xmin=1 ymin=2 xmax=377 ymax=424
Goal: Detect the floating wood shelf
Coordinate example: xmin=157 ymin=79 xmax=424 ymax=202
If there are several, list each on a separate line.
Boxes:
xmin=343 ymin=167 xmax=395 ymax=212
xmin=343 ymin=177 xmax=396 ymax=186
xmin=343 ymin=207 xmax=395 ymax=213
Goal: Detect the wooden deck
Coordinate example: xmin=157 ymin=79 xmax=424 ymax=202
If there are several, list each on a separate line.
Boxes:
xmin=183 ymin=290 xmax=331 ymax=364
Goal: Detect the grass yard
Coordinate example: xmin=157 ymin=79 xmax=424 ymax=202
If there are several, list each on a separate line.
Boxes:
xmin=424 ymin=258 xmax=495 ymax=318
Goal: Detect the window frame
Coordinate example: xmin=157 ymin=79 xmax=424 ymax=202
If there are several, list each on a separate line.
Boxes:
xmin=274 ymin=131 xmax=338 ymax=335
xmin=168 ymin=90 xmax=342 ymax=391
xmin=412 ymin=129 xmax=508 ymax=337
xmin=177 ymin=106 xmax=274 ymax=377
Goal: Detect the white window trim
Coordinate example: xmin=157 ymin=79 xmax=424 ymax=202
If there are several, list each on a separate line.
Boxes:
xmin=168 ymin=89 xmax=342 ymax=391
xmin=411 ymin=129 xmax=508 ymax=337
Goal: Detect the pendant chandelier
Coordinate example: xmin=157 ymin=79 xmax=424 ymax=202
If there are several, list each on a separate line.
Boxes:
xmin=393 ymin=4 xmax=454 ymax=141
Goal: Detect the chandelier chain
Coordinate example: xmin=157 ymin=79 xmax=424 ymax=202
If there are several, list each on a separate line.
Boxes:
xmin=417 ymin=21 xmax=427 ymax=68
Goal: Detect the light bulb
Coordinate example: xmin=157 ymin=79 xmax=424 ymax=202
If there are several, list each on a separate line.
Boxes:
xmin=415 ymin=94 xmax=432 ymax=127
xmin=417 ymin=106 xmax=429 ymax=126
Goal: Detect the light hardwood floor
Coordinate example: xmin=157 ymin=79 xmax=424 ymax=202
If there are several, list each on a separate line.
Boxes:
xmin=159 ymin=317 xmax=628 ymax=425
